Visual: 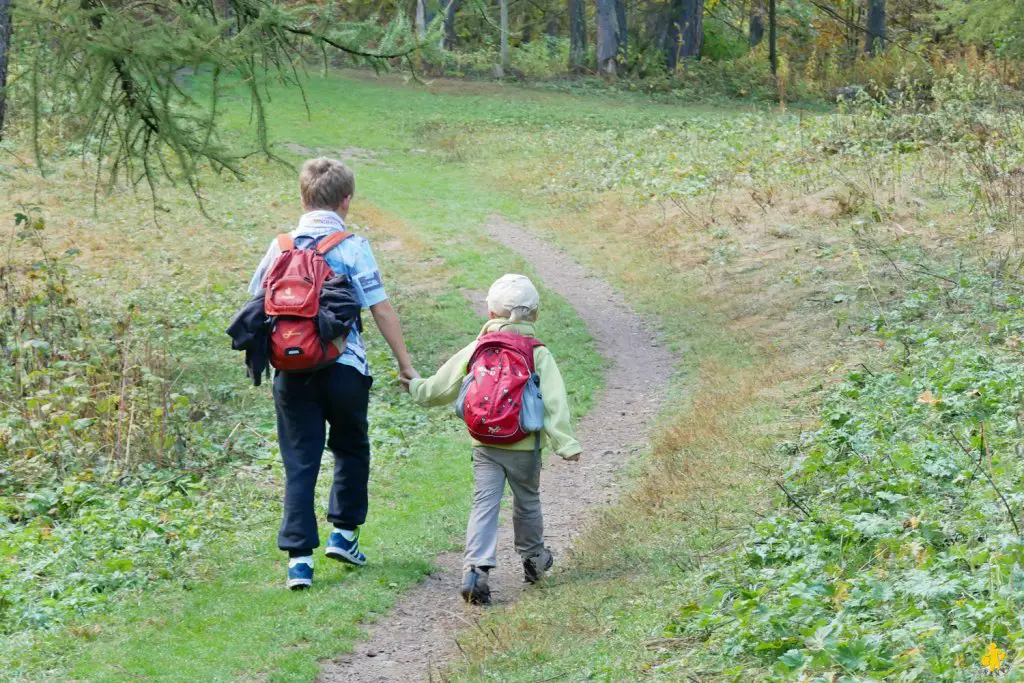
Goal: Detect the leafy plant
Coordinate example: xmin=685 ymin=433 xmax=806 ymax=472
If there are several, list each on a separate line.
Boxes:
xmin=0 ymin=209 xmax=243 ymax=633
xmin=664 ymin=266 xmax=1024 ymax=679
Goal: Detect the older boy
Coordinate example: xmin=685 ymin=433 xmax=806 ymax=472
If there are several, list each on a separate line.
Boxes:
xmin=249 ymin=158 xmax=418 ymax=589
xmin=403 ymin=274 xmax=581 ymax=604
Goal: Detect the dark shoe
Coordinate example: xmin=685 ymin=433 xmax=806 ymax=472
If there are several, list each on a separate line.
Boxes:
xmin=460 ymin=566 xmax=491 ymax=605
xmin=523 ymin=548 xmax=553 ymax=584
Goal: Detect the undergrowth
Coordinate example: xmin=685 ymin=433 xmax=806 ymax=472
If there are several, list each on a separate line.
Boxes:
xmin=662 ymin=263 xmax=1024 ymax=680
xmin=0 ymin=209 xmax=248 ymax=633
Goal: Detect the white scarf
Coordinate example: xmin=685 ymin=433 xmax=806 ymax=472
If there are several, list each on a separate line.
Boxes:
xmin=296 ymin=210 xmax=346 ymax=233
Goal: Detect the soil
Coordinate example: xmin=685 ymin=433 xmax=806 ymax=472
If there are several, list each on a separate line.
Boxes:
xmin=283 ymin=142 xmax=383 ymax=165
xmin=318 ymin=216 xmax=675 ymax=682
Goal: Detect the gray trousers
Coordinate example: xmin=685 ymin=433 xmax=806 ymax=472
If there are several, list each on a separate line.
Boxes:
xmin=465 ymin=446 xmax=545 ymax=571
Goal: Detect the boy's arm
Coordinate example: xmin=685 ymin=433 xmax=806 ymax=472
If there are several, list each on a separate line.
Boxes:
xmin=338 ymin=237 xmax=416 ymax=379
xmin=369 ymin=301 xmax=416 ymax=380
xmin=535 ymin=348 xmax=583 ymax=460
xmin=407 ymin=341 xmax=476 ymax=407
xmin=248 ymin=239 xmax=281 ymax=295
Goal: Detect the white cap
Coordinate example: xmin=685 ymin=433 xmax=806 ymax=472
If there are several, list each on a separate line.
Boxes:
xmin=486 ymin=274 xmax=540 ymax=321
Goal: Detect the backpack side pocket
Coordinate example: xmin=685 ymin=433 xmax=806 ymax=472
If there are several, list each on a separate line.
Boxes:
xmin=519 ymin=374 xmax=544 ymax=433
xmin=454 ymin=373 xmax=474 ymax=421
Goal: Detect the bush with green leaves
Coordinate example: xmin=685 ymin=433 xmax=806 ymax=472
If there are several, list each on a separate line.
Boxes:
xmin=0 ymin=210 xmax=249 ymax=633
xmin=432 ymin=37 xmax=570 ymax=79
xmin=663 ymin=267 xmax=1024 ymax=680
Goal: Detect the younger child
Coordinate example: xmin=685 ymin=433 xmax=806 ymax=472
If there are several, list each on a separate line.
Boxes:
xmin=403 ymin=274 xmax=581 ymax=604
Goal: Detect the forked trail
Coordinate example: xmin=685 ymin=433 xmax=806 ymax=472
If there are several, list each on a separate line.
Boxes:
xmin=319 ymin=217 xmax=674 ymax=682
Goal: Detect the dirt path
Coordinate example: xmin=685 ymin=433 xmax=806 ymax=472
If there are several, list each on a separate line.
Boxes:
xmin=319 ymin=217 xmax=674 ymax=682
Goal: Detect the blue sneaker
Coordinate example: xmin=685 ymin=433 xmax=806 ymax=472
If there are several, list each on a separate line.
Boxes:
xmin=325 ymin=529 xmax=367 ymax=566
xmin=287 ymin=559 xmax=314 ymax=590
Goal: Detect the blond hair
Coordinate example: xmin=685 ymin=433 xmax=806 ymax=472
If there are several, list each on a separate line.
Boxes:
xmin=299 ymin=157 xmax=355 ymax=210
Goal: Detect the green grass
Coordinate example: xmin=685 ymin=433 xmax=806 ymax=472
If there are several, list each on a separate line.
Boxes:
xmin=5 ymin=65 xmax=1009 ymax=682
xmin=425 ymin=72 xmax=1024 ymax=682
xmin=2 ymin=72 xmax=619 ymax=681
xmin=4 ymin=66 xmax=804 ymax=681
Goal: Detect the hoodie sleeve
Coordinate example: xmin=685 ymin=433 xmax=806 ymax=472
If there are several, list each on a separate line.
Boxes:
xmin=408 ymin=341 xmax=477 ymax=407
xmin=534 ymin=346 xmax=583 ymax=459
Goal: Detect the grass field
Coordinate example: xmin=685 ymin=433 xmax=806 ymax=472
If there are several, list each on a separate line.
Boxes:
xmin=2 ymin=72 xmax=616 ymax=681
xmin=4 ymin=66 xmax=1023 ymax=681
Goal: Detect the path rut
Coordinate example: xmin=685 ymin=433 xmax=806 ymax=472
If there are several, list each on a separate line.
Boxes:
xmin=319 ymin=217 xmax=673 ymax=682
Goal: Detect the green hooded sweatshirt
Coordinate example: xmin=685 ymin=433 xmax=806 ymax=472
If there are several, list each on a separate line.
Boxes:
xmin=408 ymin=319 xmax=583 ymax=459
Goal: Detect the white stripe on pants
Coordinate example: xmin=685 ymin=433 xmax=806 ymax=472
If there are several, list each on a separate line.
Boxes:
xmin=465 ymin=445 xmax=544 ymax=570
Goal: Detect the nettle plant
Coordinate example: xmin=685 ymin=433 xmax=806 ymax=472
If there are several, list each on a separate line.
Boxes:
xmin=665 ymin=268 xmax=1024 ymax=680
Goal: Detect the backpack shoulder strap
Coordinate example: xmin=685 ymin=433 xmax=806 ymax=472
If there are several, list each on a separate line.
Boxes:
xmin=519 ymin=337 xmax=545 ymax=372
xmin=472 ymin=332 xmax=545 ymax=372
xmin=276 ymin=233 xmax=294 ymax=251
xmin=315 ymin=231 xmax=354 ymax=256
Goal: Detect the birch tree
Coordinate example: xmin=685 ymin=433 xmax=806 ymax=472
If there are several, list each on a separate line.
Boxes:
xmin=416 ymin=0 xmax=427 ymax=38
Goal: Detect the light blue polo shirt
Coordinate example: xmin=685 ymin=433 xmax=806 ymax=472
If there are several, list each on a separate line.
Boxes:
xmin=248 ymin=211 xmax=387 ymax=377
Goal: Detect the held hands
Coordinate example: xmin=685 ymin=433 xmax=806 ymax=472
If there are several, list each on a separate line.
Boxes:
xmin=398 ymin=365 xmax=419 ymax=393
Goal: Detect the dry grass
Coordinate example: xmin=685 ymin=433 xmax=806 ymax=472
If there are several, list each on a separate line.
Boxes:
xmin=0 ymin=154 xmax=451 ymax=301
xmin=445 ymin=123 xmax=973 ymax=681
xmin=637 ymin=358 xmax=806 ymax=512
xmin=447 ymin=353 xmax=823 ymax=681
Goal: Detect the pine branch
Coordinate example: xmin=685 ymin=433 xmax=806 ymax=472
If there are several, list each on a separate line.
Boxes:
xmin=15 ymin=0 xmax=420 ymax=212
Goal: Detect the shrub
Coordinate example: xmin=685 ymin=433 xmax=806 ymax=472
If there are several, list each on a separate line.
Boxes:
xmin=512 ymin=37 xmax=570 ymax=79
xmin=1 ymin=209 xmax=237 ymax=633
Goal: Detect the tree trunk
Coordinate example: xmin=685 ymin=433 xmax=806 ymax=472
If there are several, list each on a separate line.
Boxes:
xmin=864 ymin=0 xmax=885 ymax=54
xmin=666 ymin=0 xmax=702 ymax=69
xmin=569 ymin=0 xmax=586 ymax=72
xmin=615 ymin=0 xmax=627 ymax=65
xmin=596 ymin=0 xmax=619 ymax=75
xmin=679 ymin=0 xmax=703 ymax=59
xmin=768 ymin=0 xmax=777 ymax=75
xmin=443 ymin=0 xmax=459 ymax=49
xmin=546 ymin=13 xmax=559 ymax=37
xmin=498 ymin=0 xmax=508 ymax=76
xmin=0 ymin=0 xmax=9 ymax=141
xmin=416 ymin=0 xmax=426 ymax=39
xmin=749 ymin=0 xmax=764 ymax=46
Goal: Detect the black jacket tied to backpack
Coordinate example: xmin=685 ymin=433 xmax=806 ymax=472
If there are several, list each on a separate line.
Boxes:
xmin=226 ymin=275 xmax=363 ymax=387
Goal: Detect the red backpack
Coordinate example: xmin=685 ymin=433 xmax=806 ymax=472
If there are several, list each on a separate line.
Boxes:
xmin=456 ymin=332 xmax=545 ymax=446
xmin=263 ymin=231 xmax=351 ymax=372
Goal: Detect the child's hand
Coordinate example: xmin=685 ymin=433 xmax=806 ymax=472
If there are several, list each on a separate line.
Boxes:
xmin=398 ymin=367 xmax=419 ymax=393
xmin=563 ymin=452 xmax=581 ymax=462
